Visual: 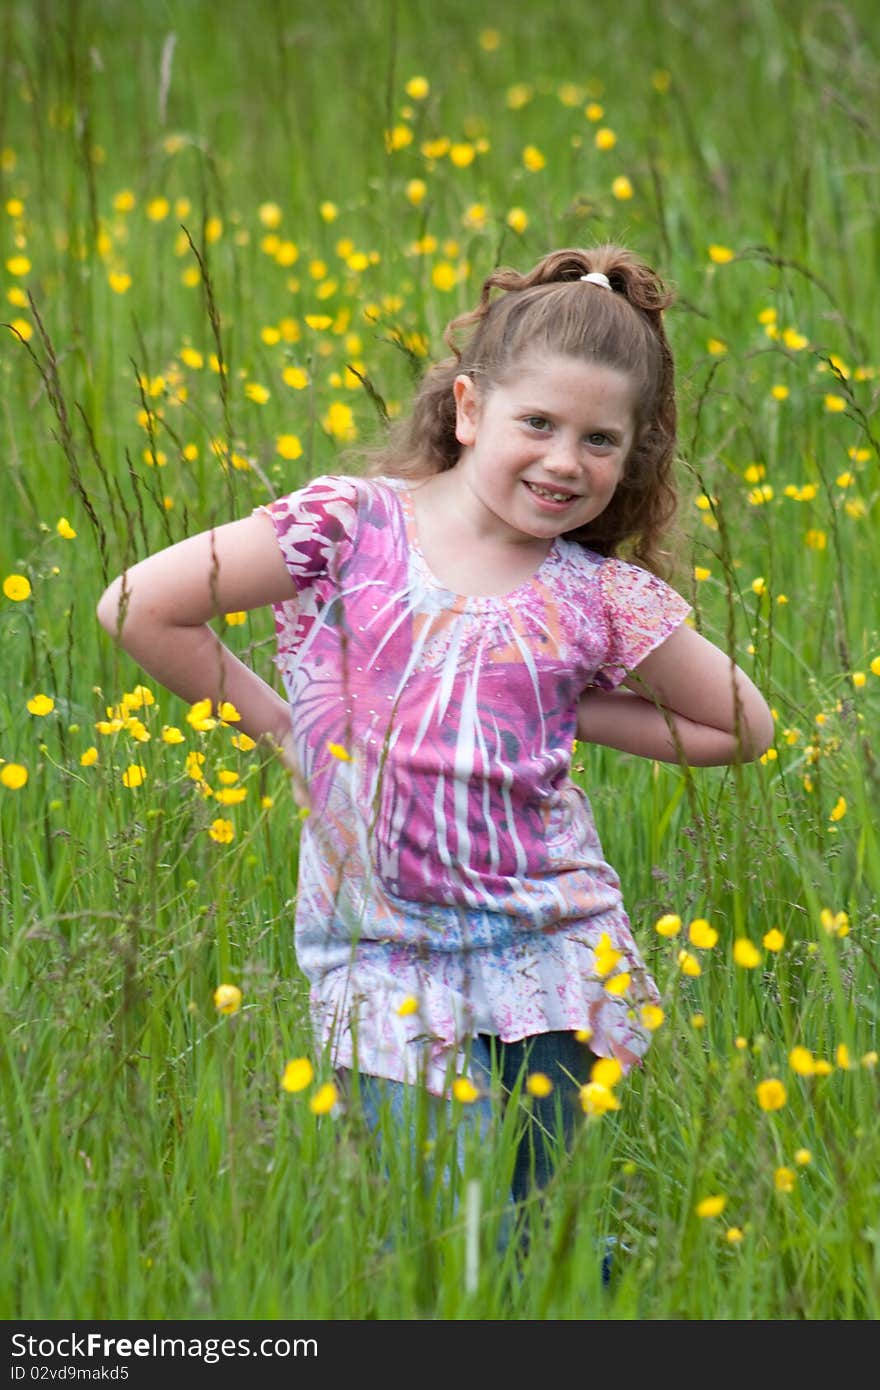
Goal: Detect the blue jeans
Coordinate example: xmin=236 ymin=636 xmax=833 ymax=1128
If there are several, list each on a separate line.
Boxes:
xmin=345 ymin=1031 xmax=596 ymax=1208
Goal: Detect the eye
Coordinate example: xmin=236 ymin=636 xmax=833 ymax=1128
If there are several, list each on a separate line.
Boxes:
xmin=523 ymin=415 xmax=552 ymax=431
xmin=586 ymin=432 xmax=614 ymax=448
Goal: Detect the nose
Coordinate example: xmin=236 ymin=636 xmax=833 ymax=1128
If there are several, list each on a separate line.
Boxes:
xmin=542 ymin=437 xmax=580 ymax=477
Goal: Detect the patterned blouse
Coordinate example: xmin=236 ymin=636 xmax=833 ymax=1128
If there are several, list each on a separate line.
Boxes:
xmin=262 ymin=474 xmax=691 ymax=1095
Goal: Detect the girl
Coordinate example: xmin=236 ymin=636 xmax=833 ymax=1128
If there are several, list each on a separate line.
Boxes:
xmin=97 ymin=245 xmax=773 ymax=1209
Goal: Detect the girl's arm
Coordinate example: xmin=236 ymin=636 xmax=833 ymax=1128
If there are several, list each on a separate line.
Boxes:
xmin=97 ymin=510 xmax=298 ymax=761
xmin=576 ymin=622 xmax=774 ymax=766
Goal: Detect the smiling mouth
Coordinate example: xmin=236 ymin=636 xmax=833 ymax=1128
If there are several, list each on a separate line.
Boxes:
xmin=524 ymin=481 xmax=579 ymax=503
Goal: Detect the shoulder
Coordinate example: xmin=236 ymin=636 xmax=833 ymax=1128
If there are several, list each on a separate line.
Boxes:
xmin=597 ymin=554 xmax=689 ymax=615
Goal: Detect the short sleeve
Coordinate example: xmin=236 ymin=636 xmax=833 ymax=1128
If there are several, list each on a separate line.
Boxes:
xmin=259 ymin=474 xmax=361 ymax=590
xmin=593 ymin=556 xmax=692 ymax=689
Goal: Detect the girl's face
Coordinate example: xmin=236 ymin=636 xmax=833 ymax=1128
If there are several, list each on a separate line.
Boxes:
xmin=451 ymin=351 xmax=637 ymax=548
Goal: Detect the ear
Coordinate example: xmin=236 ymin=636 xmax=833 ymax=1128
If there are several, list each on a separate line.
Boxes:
xmin=453 ymin=374 xmax=480 ymax=447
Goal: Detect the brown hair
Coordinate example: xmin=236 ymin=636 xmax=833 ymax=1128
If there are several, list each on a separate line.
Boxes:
xmin=363 ymin=245 xmax=679 ymax=574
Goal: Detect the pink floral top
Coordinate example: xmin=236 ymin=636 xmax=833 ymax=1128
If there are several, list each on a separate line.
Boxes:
xmin=263 ymin=474 xmax=691 ymax=1095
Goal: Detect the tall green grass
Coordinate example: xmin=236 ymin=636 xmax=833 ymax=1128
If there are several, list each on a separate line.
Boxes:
xmin=1 ymin=0 xmax=878 ymax=1318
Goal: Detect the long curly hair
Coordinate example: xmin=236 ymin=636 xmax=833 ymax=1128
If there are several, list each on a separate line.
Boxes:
xmin=363 ymin=245 xmax=680 ymax=575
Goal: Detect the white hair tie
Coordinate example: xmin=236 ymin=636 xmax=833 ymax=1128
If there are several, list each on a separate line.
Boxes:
xmin=580 ymin=271 xmax=612 ymax=289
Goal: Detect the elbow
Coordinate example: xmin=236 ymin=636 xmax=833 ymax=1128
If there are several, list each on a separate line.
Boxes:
xmin=739 ymin=703 xmax=775 ymax=763
xmin=96 ymin=576 xmax=126 ymax=638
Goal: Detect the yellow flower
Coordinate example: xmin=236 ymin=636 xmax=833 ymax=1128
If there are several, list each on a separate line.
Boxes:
xmin=281 ymin=1057 xmax=314 ymax=1092
xmin=452 ymin=1077 xmax=480 ymax=1103
xmin=405 ymin=75 xmax=429 ymax=100
xmin=824 ymin=393 xmax=846 ymax=413
xmin=771 ymin=384 xmax=790 ymax=401
xmin=79 ymin=746 xmax=98 ymax=766
xmin=322 ymin=400 xmax=357 ymax=440
xmin=282 ymin=365 xmax=309 ymax=390
xmin=122 ymin=764 xmax=147 ymax=788
xmin=326 ymin=742 xmax=351 ymax=762
xmin=726 ymin=1227 xmax=744 ymax=1244
xmin=604 ymin=971 xmax=630 ymax=996
xmin=578 ymin=1082 xmax=620 ymax=1116
xmin=1 ymin=763 xmax=28 ymax=789
xmin=593 ymin=932 xmax=623 ymax=978
xmin=820 ymin=908 xmax=850 ymax=937
xmin=304 ymin=313 xmax=332 ymax=331
xmin=108 ymin=270 xmax=131 ymax=294
xmin=27 ymin=693 xmax=55 ymax=716
xmin=574 ymin=1028 xmax=593 ymax=1044
xmin=384 ymin=124 xmax=413 ymax=152
xmin=585 ymin=102 xmax=604 ymax=121
xmin=691 ymin=1013 xmax=706 ymax=1030
xmin=3 ymin=574 xmax=31 ymax=601
xmin=224 ymin=612 xmax=247 ymax=628
xmin=640 ymin=1004 xmax=665 ymax=1031
xmin=231 ymin=733 xmax=256 ymax=752
xmin=56 ymin=517 xmax=77 ymax=539
xmin=829 ymin=796 xmax=847 ymax=822
xmin=146 ymin=196 xmax=170 ymax=222
xmin=208 ymin=818 xmax=234 ymax=843
xmin=8 ymin=316 xmax=32 ymax=340
xmin=695 ymin=1195 xmax=726 ymax=1218
xmin=748 ymin=484 xmax=774 ymax=505
xmin=677 ymin=950 xmax=701 ymax=977
xmin=836 ymin=1043 xmax=852 ymax=1070
xmin=431 ymin=261 xmax=458 ymax=292
xmin=319 ymin=201 xmax=337 ymax=223
xmin=805 ymin=528 xmax=827 ymax=551
xmin=694 ymin=566 xmax=711 ymax=582
xmin=187 ymin=698 xmax=217 ymax=732
xmin=756 ymin=1078 xmax=787 ymax=1111
xmin=396 ymin=995 xmax=419 ymax=1017
xmin=405 ymin=178 xmax=427 ymax=206
xmin=213 ymin=983 xmax=242 ymax=1015
xmin=708 ymin=244 xmax=735 ymax=264
xmin=655 ymin=912 xmax=682 ymax=937
xmin=6 ymin=254 xmax=31 ymax=276
xmin=479 ymin=28 xmax=501 ymax=51
xmin=522 ymin=144 xmax=546 ymax=171
xmin=707 ymin=338 xmax=727 ymax=356
xmin=688 ymin=918 xmax=718 ymax=949
xmin=611 ymin=176 xmax=634 ymax=200
xmin=244 ymin=382 xmax=270 ymax=404
xmin=506 ymin=207 xmax=529 ymax=234
xmin=309 ymin=1082 xmax=340 ymax=1115
xmin=591 ymin=1057 xmax=623 ymax=1089
xmin=594 ymin=128 xmax=616 ymax=151
xmin=762 ymin=928 xmax=784 ymax=952
xmin=782 ymin=327 xmax=808 ymax=350
xmin=185 ymin=751 xmax=206 ymax=780
xmin=217 ymin=702 xmax=241 ymax=724
xmin=774 ymin=1167 xmax=796 ymax=1193
xmin=526 ymin=1072 xmax=553 ymax=1098
xmin=258 ymin=202 xmax=282 ymax=229
xmin=214 ymin=786 xmax=247 ymax=806
xmin=733 ymin=938 xmax=762 ymax=969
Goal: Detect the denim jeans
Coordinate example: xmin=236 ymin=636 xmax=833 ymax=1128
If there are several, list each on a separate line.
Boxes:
xmin=346 ymin=1031 xmax=596 ymax=1210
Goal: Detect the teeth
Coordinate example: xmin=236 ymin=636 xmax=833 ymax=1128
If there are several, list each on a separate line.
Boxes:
xmin=528 ymin=483 xmax=574 ymax=502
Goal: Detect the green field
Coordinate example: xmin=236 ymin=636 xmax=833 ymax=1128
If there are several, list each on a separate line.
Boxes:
xmin=1 ymin=0 xmax=879 ymax=1319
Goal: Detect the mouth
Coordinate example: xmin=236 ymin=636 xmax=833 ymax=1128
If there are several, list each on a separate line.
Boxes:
xmin=524 ymin=480 xmax=580 ymax=507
